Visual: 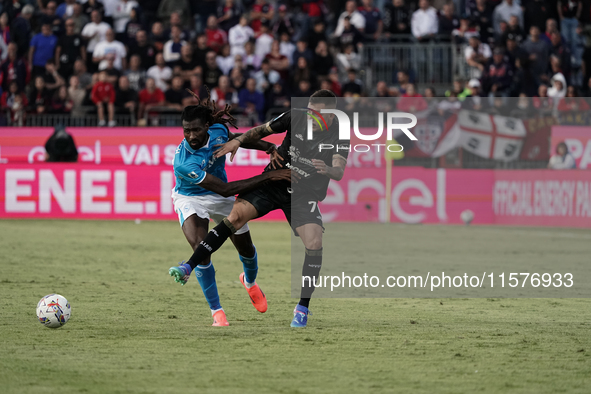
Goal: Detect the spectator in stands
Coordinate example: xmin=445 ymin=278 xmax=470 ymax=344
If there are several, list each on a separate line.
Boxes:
xmin=71 ymin=3 xmax=89 ymax=34
xmin=239 ymin=77 xmax=265 ymax=122
xmin=557 ymin=85 xmax=590 ymax=112
xmin=138 ymin=77 xmax=165 ymax=119
xmin=218 ymin=0 xmax=243 ymax=32
xmin=230 ymin=66 xmax=246 ymax=91
xmin=68 ymin=75 xmax=86 ymax=118
xmin=194 ymin=34 xmax=211 ymax=69
xmin=265 ymin=40 xmax=289 ymax=81
xmin=291 ymin=57 xmax=315 ymax=92
xmin=1 ymin=43 xmax=28 ymax=92
xmin=229 ymin=54 xmax=248 ymax=79
xmin=251 ymin=0 xmax=274 ymax=35
xmin=384 ymin=0 xmax=411 ymax=40
xmin=91 ymin=70 xmax=116 ymax=126
xmin=549 ymin=31 xmax=572 ymax=81
xmin=182 ymin=74 xmax=206 ymax=106
xmin=56 ymin=18 xmax=85 ymax=81
xmin=533 ymin=84 xmax=554 ymax=112
xmin=548 ymin=142 xmax=576 ymax=169
xmin=295 ymin=79 xmax=313 ymax=96
xmin=501 ymin=15 xmax=525 ymax=46
xmin=229 ymin=16 xmax=254 ymax=56
xmin=49 ymin=85 xmax=73 ymax=114
xmin=336 ymin=43 xmax=362 ymax=78
xmin=483 ymin=48 xmax=513 ymax=96
xmin=453 ymin=15 xmax=479 ymax=44
xmin=205 ymin=15 xmax=228 ymax=54
xmin=41 ymin=1 xmax=63 ymax=37
xmin=570 ymin=25 xmax=586 ymax=86
xmin=243 ymin=40 xmax=261 ymax=71
xmin=28 ymin=76 xmax=51 ymax=114
xmin=82 ymin=10 xmax=111 ymax=73
xmin=150 ymin=21 xmax=167 ymax=53
xmin=202 ymin=50 xmax=223 ymax=87
xmin=113 ymin=0 xmax=139 ymax=40
xmin=398 ymin=84 xmax=428 ymax=111
xmin=254 ymin=58 xmax=280 ymax=93
xmin=0 ymin=13 xmax=9 ymax=61
xmin=411 ymin=0 xmax=438 ymax=42
xmin=541 ymin=18 xmax=559 ymax=45
xmin=289 ymin=40 xmax=312 ymax=69
xmin=522 ymin=26 xmax=550 ymax=85
xmin=164 ymin=75 xmax=184 ymax=111
xmin=164 ymin=12 xmax=188 ymax=40
xmin=128 ymin=30 xmax=156 ymax=70
xmin=1 ymin=81 xmax=27 ymax=126
xmin=255 ymin=22 xmax=273 ymax=59
xmin=123 ymin=8 xmax=144 ymax=45
xmin=336 ymin=15 xmax=364 ymax=49
xmin=163 ymin=26 xmax=187 ymax=66
xmin=11 ymin=5 xmax=34 ymax=58
xmin=438 ymin=2 xmax=459 ymax=40
xmin=548 ymin=72 xmax=567 ymax=99
xmin=272 ymin=4 xmax=295 ymax=37
xmin=464 ymin=35 xmax=492 ymax=78
xmin=523 ymin=0 xmax=550 ymax=33
xmin=42 ymin=61 xmax=66 ymax=93
xmin=342 ymin=69 xmax=363 ymax=95
xmin=210 ymin=75 xmax=238 ymax=108
xmin=335 ymin=1 xmax=366 ymax=37
xmin=58 ymin=0 xmax=77 ymax=20
xmin=176 ymin=45 xmax=200 ymax=82
xmin=216 ymin=44 xmax=235 ymax=75
xmin=558 ymin=0 xmax=582 ymax=50
xmin=93 ymin=29 xmax=127 ymax=70
xmin=103 ymin=58 xmax=122 ymax=85
xmin=73 ymin=59 xmax=93 ymax=90
xmin=147 ymin=53 xmax=172 ymax=91
xmin=157 ymin=0 xmax=191 ymax=29
xmin=29 ymin=23 xmax=58 ymax=78
xmin=125 ymin=54 xmax=146 ymax=91
xmin=307 ymin=19 xmax=328 ymax=51
xmin=469 ymin=0 xmax=494 ymax=45
xmin=493 ymin=0 xmax=523 ymax=35
xmin=359 ymin=0 xmax=383 ymax=42
xmin=279 ymin=32 xmax=295 ymax=65
xmin=82 ymin=0 xmax=105 ymax=20
xmin=267 ymin=81 xmax=289 ymax=109
xmin=314 ymin=41 xmax=334 ymax=78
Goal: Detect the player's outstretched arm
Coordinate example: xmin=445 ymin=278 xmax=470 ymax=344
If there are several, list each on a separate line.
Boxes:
xmin=227 ymin=131 xmax=275 ymax=153
xmin=198 ymin=170 xmax=291 ymax=198
xmin=214 ymin=122 xmax=274 ymax=160
xmin=311 ymin=155 xmax=347 ymax=181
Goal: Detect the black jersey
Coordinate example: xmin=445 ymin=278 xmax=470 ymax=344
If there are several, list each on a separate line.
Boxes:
xmin=265 ymin=109 xmax=350 ymax=201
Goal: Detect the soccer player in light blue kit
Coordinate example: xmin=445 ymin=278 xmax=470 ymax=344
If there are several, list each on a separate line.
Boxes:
xmin=169 ymin=91 xmax=291 ymax=326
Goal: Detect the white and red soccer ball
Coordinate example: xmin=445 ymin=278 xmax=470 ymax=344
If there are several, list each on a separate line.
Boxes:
xmin=36 ymin=294 xmax=71 ymax=328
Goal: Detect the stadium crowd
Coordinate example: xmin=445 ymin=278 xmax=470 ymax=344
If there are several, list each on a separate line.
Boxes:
xmin=0 ymin=0 xmax=590 ymax=126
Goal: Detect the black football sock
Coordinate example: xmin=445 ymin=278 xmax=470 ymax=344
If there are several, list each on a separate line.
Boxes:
xmin=299 ymin=248 xmax=323 ymax=309
xmin=187 ymin=218 xmax=236 ymax=270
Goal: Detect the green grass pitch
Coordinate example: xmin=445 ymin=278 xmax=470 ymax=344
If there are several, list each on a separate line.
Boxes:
xmin=1 ymin=219 xmax=590 ymax=393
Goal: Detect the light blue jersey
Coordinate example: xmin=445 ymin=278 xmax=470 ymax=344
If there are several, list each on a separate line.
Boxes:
xmin=173 ymin=123 xmax=229 ymax=197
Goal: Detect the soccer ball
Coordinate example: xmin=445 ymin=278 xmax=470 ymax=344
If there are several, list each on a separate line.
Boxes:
xmin=36 ymin=294 xmax=71 ymax=328
xmin=460 ymin=209 xmax=474 ymax=225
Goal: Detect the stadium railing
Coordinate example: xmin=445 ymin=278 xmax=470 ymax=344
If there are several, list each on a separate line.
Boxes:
xmin=361 ymin=39 xmax=469 ymax=93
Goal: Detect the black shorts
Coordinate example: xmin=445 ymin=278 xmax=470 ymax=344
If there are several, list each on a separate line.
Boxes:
xmin=238 ymin=181 xmax=323 ymax=235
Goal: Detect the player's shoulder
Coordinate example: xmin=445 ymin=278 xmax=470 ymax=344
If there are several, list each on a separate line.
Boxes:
xmin=208 ymin=123 xmax=230 ymax=142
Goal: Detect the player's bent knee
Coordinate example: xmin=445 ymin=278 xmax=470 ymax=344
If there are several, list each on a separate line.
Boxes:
xmin=305 ymin=238 xmax=323 ymax=250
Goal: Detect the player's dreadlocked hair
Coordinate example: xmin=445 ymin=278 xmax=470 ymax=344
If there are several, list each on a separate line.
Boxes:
xmin=180 ymin=86 xmax=238 ymax=129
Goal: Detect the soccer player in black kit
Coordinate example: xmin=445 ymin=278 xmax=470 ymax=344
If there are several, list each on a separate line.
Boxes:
xmin=169 ymin=90 xmax=349 ymax=327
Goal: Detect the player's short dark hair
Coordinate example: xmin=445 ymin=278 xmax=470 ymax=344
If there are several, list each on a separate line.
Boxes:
xmin=310 ymin=89 xmax=337 ymax=108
